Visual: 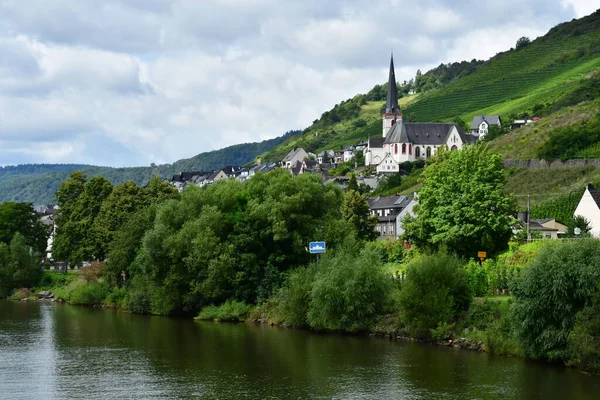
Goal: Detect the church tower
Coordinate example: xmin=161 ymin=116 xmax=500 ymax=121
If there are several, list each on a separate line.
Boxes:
xmin=382 ymin=54 xmax=402 ymax=138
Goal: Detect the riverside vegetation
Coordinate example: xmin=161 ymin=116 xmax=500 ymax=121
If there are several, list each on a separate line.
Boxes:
xmin=2 ymin=146 xmax=600 ymax=375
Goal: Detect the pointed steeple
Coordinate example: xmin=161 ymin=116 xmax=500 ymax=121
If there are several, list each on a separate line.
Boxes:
xmin=385 ymin=54 xmax=400 ymax=115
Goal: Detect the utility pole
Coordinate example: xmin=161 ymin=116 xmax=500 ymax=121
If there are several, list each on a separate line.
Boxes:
xmin=527 ymin=194 xmax=531 ymax=241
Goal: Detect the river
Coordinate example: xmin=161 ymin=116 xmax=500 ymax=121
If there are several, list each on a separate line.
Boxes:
xmin=1 ymin=301 xmax=600 ymax=399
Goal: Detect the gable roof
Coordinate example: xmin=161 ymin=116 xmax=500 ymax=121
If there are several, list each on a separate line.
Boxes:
xmin=368 ymin=195 xmax=414 ymax=210
xmin=470 ymin=115 xmax=501 ymax=129
xmin=384 ymin=121 xmax=471 ymax=146
xmin=368 ymin=136 xmax=385 ymax=148
xmin=586 ymin=183 xmax=600 ymax=208
xmin=283 ymin=148 xmax=307 ymax=162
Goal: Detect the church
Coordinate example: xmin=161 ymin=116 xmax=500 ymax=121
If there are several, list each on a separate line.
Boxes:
xmin=364 ymin=56 xmax=477 ymax=170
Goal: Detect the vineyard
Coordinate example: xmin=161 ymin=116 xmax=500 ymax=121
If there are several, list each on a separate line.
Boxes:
xmin=404 ymin=31 xmax=600 ymax=122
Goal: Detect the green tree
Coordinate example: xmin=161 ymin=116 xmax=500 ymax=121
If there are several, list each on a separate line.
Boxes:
xmin=516 ymin=36 xmax=531 ymax=50
xmin=513 ymin=240 xmax=600 ymax=362
xmin=0 ymin=202 xmax=48 ymax=253
xmin=348 ymin=173 xmax=359 ymax=192
xmin=341 ymin=190 xmax=377 ymax=241
xmin=399 ymin=251 xmax=471 ymax=339
xmin=403 ymin=146 xmax=515 ymax=257
xmin=0 ymin=233 xmax=40 ymax=297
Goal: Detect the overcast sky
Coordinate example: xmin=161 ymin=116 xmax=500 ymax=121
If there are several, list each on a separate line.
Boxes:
xmin=0 ymin=0 xmax=596 ymax=167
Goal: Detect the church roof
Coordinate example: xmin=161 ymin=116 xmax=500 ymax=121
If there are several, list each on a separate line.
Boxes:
xmin=384 ymin=121 xmax=474 ymax=145
xmin=385 ymin=55 xmax=401 ymax=115
xmin=368 ymin=136 xmax=385 ymax=148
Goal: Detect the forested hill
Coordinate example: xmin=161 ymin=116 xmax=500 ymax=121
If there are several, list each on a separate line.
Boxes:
xmin=0 ymin=130 xmax=300 ymax=204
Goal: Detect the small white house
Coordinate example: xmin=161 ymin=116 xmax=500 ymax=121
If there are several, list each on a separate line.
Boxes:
xmin=470 ymin=115 xmax=501 ymax=138
xmin=574 ymin=184 xmax=600 ymax=237
xmin=376 ymin=153 xmax=400 ymax=174
xmin=282 ymin=148 xmax=309 ymax=169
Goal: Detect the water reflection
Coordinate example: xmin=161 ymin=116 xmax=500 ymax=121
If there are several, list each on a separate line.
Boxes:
xmin=1 ymin=301 xmax=600 ymax=399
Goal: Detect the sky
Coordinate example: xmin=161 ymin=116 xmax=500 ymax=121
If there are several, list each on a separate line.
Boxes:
xmin=0 ymin=0 xmax=596 ymax=167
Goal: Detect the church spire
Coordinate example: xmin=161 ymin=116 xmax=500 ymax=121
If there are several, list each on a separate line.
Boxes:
xmin=385 ymin=54 xmax=400 ymax=115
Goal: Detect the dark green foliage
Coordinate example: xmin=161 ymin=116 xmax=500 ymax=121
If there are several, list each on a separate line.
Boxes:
xmin=482 ymin=123 xmax=509 ymax=142
xmin=536 ymin=115 xmax=600 ymax=161
xmin=0 ymin=234 xmax=41 ymax=298
xmin=399 ymin=251 xmax=471 ymax=339
xmin=568 ymin=288 xmax=600 ymax=373
xmin=516 ymin=36 xmax=531 ymax=50
xmin=464 ymin=260 xmax=489 ymax=297
xmin=275 ymin=265 xmax=317 ymax=327
xmin=512 ymin=240 xmax=600 ymax=361
xmin=196 ymin=300 xmax=252 ymax=322
xmin=69 ymin=281 xmax=111 ymax=306
xmin=307 ymin=245 xmax=392 ymax=331
xmin=341 ymin=190 xmax=377 ymax=241
xmin=530 ymin=189 xmax=584 ymax=225
xmin=0 ymin=202 xmax=48 ymax=253
xmin=413 ymin=59 xmax=485 ymax=93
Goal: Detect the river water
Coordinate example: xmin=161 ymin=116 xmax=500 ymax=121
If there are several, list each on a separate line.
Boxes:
xmin=1 ymin=301 xmax=600 ymax=399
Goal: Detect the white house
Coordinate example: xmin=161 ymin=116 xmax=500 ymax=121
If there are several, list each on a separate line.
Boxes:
xmin=282 ymin=148 xmax=309 ymax=169
xmin=343 ymin=147 xmax=356 ymax=162
xmin=376 ymin=153 xmax=400 ymax=174
xmin=574 ymin=184 xmax=600 ymax=237
xmin=470 ymin=115 xmax=501 ymax=138
xmin=364 ymin=55 xmax=477 ymax=167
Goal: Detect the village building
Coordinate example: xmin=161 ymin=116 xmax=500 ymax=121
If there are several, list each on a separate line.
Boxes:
xmin=367 ymin=195 xmax=417 ymax=238
xmin=574 ymin=184 xmax=600 ymax=237
xmin=470 ymin=115 xmax=502 ymax=138
xmin=364 ymin=55 xmax=477 ymax=167
xmin=282 ymin=148 xmax=309 ymax=168
xmin=376 ymin=153 xmax=400 ymax=174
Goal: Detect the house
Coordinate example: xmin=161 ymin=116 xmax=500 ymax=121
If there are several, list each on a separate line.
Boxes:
xmin=300 ymin=159 xmax=319 ymax=174
xmin=343 ymin=147 xmax=356 ymax=162
xmin=367 ymin=195 xmax=417 ymax=238
xmin=364 ymin=55 xmax=477 ymax=167
xmin=282 ymin=148 xmax=309 ymax=168
xmin=317 ymin=150 xmax=335 ymax=164
xmin=470 ymin=115 xmax=501 ymax=138
xmin=376 ymin=153 xmax=400 ymax=174
xmin=333 ymin=152 xmax=344 ymax=164
xmin=530 ymin=219 xmax=568 ymax=239
xmin=221 ymin=165 xmax=242 ymax=177
xmin=574 ymin=184 xmax=600 ymax=237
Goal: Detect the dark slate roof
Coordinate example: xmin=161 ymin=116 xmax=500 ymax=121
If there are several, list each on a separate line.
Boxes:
xmin=528 ymin=221 xmax=557 ymax=231
xmin=587 ymin=184 xmax=600 ymax=208
xmin=384 ymin=121 xmax=474 ymax=146
xmin=385 ymin=55 xmax=401 ymax=115
xmin=470 ymin=115 xmax=501 ymax=130
xmin=222 ymin=165 xmax=241 ymax=175
xmin=368 ymin=195 xmax=414 ymax=210
xmin=369 ymin=136 xmax=385 ymax=148
xmin=303 ymin=160 xmax=318 ymax=168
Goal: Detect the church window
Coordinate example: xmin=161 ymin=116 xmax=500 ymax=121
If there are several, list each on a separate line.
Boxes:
xmin=402 ymin=143 xmax=406 ymax=154
xmin=451 ymin=145 xmax=458 ymax=151
xmin=409 ymin=144 xmax=412 ymax=155
xmin=426 ymin=147 xmax=431 ymax=158
xmin=415 ymin=147 xmax=421 ymax=158
xmin=394 ymin=144 xmax=398 ymax=155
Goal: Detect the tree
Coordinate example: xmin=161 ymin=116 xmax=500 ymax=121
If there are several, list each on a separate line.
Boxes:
xmin=0 ymin=202 xmax=48 ymax=253
xmin=348 ymin=173 xmax=359 ymax=192
xmin=0 ymin=233 xmax=40 ymax=297
xmin=452 ymin=116 xmax=469 ymax=133
xmin=341 ymin=190 xmax=378 ymax=241
xmin=482 ymin=123 xmax=509 ymax=142
xmin=516 ymin=36 xmax=531 ymax=50
xmin=403 ymin=146 xmax=515 ymax=257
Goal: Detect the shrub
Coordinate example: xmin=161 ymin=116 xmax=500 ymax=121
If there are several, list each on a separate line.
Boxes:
xmin=512 ymin=240 xmax=600 ymax=361
xmin=399 ymin=251 xmax=471 ymax=339
xmin=69 ymin=281 xmax=110 ymax=306
xmin=307 ymin=246 xmax=392 ymax=331
xmin=464 ymin=260 xmax=488 ymax=297
xmin=568 ymin=288 xmax=600 ymax=374
xmin=104 ymin=286 xmax=127 ymax=308
xmin=196 ymin=300 xmax=252 ymax=322
xmin=275 ymin=265 xmax=316 ymax=327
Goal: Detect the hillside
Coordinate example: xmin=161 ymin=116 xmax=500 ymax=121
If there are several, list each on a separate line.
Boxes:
xmin=0 ymin=130 xmax=300 ymax=204
xmin=260 ymin=10 xmax=600 ymax=162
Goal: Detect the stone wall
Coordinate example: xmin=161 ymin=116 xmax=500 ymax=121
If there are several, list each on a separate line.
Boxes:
xmin=504 ymin=159 xmax=600 ymax=169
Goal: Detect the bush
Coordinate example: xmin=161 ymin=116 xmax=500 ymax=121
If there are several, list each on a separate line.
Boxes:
xmin=104 ymin=286 xmax=127 ymax=308
xmin=464 ymin=260 xmax=488 ymax=297
xmin=196 ymin=300 xmax=252 ymax=322
xmin=69 ymin=281 xmax=110 ymax=306
xmin=399 ymin=251 xmax=471 ymax=339
xmin=275 ymin=265 xmax=316 ymax=327
xmin=307 ymin=246 xmax=392 ymax=331
xmin=512 ymin=240 xmax=600 ymax=361
xmin=568 ymin=288 xmax=600 ymax=373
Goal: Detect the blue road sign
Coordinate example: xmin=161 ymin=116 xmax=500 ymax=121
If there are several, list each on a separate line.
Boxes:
xmin=309 ymin=241 xmax=326 ymax=254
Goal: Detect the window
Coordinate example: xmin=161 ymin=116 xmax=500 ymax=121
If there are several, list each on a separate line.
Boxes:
xmin=451 ymin=145 xmax=457 ymax=151
xmin=426 ymin=146 xmax=431 ymax=158
xmin=409 ymin=144 xmax=412 ymax=155
xmin=402 ymin=143 xmax=406 ymax=154
xmin=394 ymin=143 xmax=398 ymax=155
xmin=415 ymin=147 xmax=421 ymax=158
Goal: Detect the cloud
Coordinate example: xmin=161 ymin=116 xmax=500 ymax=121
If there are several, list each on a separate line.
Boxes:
xmin=0 ymin=0 xmax=585 ymax=167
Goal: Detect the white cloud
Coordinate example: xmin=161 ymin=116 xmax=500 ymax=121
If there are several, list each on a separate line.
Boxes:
xmin=0 ymin=0 xmax=586 ymax=167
